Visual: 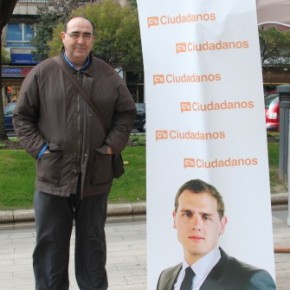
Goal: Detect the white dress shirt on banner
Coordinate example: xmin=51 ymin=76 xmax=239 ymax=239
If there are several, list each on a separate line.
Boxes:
xmin=174 ymin=246 xmax=221 ymax=290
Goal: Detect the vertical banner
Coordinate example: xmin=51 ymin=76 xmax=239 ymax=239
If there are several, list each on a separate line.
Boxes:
xmin=137 ymin=0 xmax=276 ymax=289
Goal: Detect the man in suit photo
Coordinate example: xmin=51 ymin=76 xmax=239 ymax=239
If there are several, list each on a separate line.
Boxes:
xmin=156 ymin=179 xmax=276 ymax=290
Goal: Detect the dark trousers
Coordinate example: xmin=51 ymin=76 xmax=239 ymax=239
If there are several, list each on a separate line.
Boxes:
xmin=33 ymin=189 xmax=108 ymax=290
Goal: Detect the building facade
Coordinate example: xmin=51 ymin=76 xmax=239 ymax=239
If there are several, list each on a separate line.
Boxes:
xmin=1 ymin=0 xmax=144 ymax=107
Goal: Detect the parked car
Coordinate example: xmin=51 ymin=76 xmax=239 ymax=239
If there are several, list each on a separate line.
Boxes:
xmin=265 ymin=92 xmax=279 ymax=131
xmin=133 ymin=103 xmax=146 ymax=132
xmin=3 ymin=102 xmax=147 ymax=133
xmin=4 ymin=102 xmax=16 ymax=132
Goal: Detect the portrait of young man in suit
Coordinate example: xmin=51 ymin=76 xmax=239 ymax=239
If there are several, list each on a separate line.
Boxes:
xmin=156 ymin=179 xmax=276 ymax=290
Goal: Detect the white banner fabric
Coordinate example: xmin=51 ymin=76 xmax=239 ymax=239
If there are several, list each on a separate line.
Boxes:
xmin=137 ymin=0 xmax=276 ymax=289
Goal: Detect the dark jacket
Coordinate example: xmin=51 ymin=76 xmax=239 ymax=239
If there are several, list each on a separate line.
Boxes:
xmin=13 ymin=55 xmax=136 ymax=198
xmin=156 ymin=248 xmax=276 ymax=290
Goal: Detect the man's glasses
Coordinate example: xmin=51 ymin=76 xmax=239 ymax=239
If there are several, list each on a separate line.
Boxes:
xmin=65 ymin=32 xmax=93 ymax=41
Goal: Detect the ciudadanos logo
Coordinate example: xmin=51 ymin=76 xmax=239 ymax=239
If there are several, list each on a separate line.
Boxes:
xmin=147 ymin=12 xmax=216 ymax=28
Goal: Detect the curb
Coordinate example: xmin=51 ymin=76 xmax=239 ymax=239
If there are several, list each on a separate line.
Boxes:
xmin=0 ymin=202 xmax=147 ymax=224
xmin=271 ymin=193 xmax=289 ymax=205
xmin=0 ymin=193 xmax=288 ymax=224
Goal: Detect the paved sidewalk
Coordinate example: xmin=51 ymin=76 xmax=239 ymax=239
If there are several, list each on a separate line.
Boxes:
xmin=272 ymin=206 xmax=290 ymax=290
xmin=0 ymin=216 xmax=147 ymax=290
xmin=0 ymin=199 xmax=289 ymax=290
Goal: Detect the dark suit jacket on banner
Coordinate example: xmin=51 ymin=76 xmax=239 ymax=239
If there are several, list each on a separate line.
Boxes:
xmin=156 ymin=248 xmax=276 ymax=290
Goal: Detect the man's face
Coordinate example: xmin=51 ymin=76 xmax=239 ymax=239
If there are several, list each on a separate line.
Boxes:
xmin=61 ymin=17 xmax=94 ymax=67
xmin=173 ymin=190 xmax=227 ymax=265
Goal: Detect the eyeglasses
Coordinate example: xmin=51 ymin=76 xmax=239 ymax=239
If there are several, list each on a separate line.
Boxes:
xmin=65 ymin=32 xmax=93 ymax=41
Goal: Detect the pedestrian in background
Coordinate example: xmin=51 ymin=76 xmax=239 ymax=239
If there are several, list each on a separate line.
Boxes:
xmin=13 ymin=16 xmax=136 ymax=290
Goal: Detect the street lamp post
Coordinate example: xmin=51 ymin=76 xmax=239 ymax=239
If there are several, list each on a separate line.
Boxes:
xmin=278 ymin=84 xmax=290 ymax=226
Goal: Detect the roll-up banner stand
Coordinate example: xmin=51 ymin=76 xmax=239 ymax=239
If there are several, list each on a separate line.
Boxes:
xmin=136 ymin=1 xmax=276 ymax=289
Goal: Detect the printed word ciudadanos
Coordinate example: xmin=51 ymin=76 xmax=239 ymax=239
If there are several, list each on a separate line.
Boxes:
xmin=148 ymin=12 xmax=216 ymax=27
xmin=184 ymin=157 xmax=258 ymax=169
xmin=183 ymin=100 xmax=255 ymax=112
xmin=176 ymin=40 xmax=249 ymax=53
xmin=155 ymin=130 xmax=226 ymax=141
xmin=153 ymin=73 xmax=221 ymax=85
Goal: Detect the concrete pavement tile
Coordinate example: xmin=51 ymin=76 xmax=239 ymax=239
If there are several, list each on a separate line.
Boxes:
xmin=109 ymin=285 xmax=146 ymax=290
xmin=107 ymin=276 xmax=128 ymax=286
xmin=124 ymin=275 xmax=147 ymax=285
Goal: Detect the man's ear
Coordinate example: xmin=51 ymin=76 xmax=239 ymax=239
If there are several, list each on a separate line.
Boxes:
xmin=220 ymin=216 xmax=228 ymax=235
xmin=61 ymin=31 xmax=65 ymax=41
xmin=173 ymin=210 xmax=177 ymax=229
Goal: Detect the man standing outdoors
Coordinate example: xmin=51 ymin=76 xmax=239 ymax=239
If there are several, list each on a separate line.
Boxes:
xmin=13 ymin=16 xmax=136 ymax=290
xmin=156 ymin=179 xmax=276 ymax=290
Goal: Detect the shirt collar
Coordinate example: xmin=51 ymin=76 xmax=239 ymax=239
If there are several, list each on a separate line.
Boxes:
xmin=63 ymin=52 xmax=91 ymax=72
xmin=182 ymin=246 xmax=221 ymax=282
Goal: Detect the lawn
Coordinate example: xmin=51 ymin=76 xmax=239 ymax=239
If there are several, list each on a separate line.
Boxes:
xmin=0 ymin=145 xmax=146 ymax=210
xmin=0 ymin=133 xmax=287 ymax=210
xmin=268 ymin=140 xmax=288 ymax=194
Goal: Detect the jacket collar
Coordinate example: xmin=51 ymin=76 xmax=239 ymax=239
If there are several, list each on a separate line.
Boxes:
xmin=164 ymin=264 xmax=182 ymax=290
xmin=62 ymin=52 xmax=92 ymax=72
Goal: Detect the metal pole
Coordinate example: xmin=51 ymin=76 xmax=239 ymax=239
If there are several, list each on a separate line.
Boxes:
xmin=287 ymin=110 xmax=290 ymax=226
xmin=278 ymin=85 xmax=290 ymax=181
xmin=288 ymin=118 xmax=290 ymax=226
xmin=277 ymin=84 xmax=290 ymax=226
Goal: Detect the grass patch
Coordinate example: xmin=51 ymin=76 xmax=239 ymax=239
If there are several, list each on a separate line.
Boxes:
xmin=0 ymin=150 xmax=35 ymax=209
xmin=267 ymin=131 xmax=288 ymax=193
xmin=0 ymin=146 xmax=145 ymax=210
xmin=110 ymin=146 xmax=146 ymax=203
xmin=0 ymin=132 xmax=287 ymax=209
xmin=268 ymin=142 xmax=288 ymax=193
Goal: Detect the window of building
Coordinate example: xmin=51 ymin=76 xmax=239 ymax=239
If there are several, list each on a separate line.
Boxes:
xmin=6 ymin=23 xmax=35 ymax=48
